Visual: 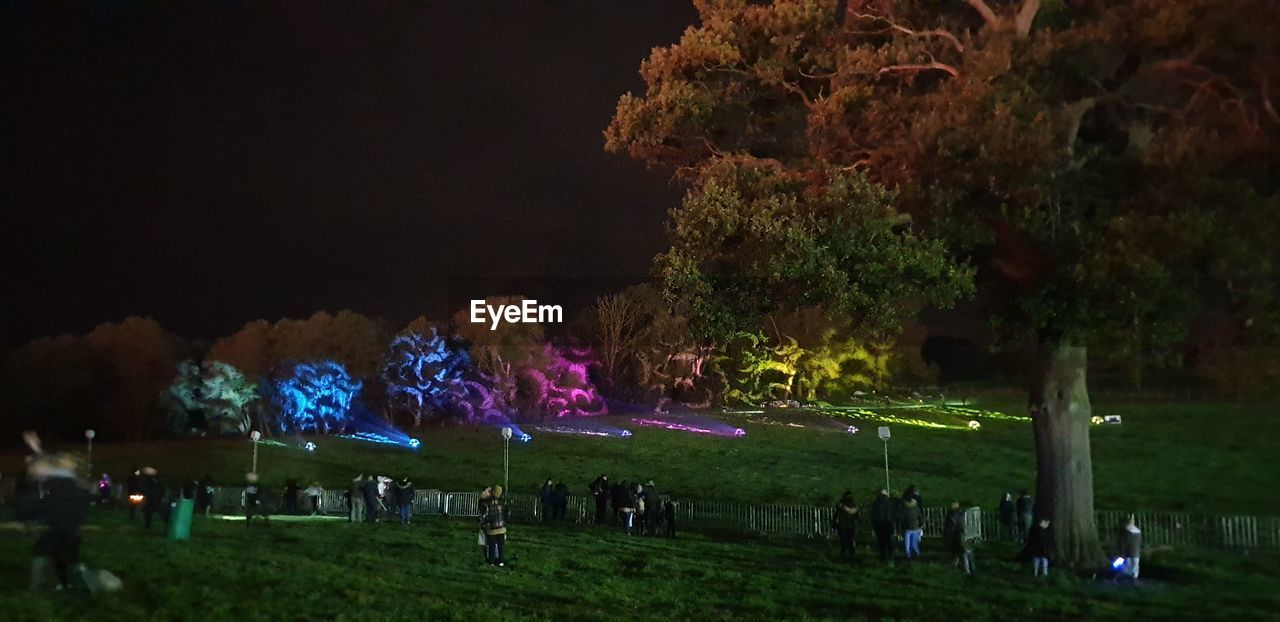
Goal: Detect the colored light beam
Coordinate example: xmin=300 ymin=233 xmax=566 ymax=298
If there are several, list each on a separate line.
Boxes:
xmin=631 ymin=417 xmax=745 ymax=437
xmin=530 ymin=420 xmax=633 ymax=439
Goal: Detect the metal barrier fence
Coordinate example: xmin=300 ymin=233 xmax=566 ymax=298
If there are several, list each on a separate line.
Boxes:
xmin=203 ymin=487 xmax=1280 ymax=550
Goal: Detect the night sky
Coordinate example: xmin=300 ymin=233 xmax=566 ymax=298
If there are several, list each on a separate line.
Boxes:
xmin=2 ymin=1 xmax=696 ymax=347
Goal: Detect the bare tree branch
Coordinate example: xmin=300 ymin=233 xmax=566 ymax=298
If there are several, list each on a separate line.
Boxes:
xmin=965 ymin=0 xmax=1001 ymax=30
xmin=879 ymin=61 xmax=960 ymax=78
xmin=1015 ymin=0 xmax=1042 ymax=38
xmin=851 ymin=12 xmax=965 ymax=54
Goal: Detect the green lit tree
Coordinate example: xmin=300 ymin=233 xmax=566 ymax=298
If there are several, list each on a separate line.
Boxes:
xmin=607 ymin=0 xmax=1280 ymax=564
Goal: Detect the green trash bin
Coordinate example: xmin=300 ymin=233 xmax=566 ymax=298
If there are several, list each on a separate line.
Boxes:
xmin=168 ymin=498 xmax=195 ymax=541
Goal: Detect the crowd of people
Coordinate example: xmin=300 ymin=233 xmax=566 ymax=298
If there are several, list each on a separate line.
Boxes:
xmin=830 ymin=485 xmax=1144 ymax=582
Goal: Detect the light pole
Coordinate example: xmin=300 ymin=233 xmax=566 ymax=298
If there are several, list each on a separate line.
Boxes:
xmin=84 ymin=429 xmax=95 ymax=479
xmin=249 ymin=430 xmax=261 ymax=475
xmin=877 ymin=426 xmax=891 ymax=492
xmin=501 ymin=426 xmax=512 ymax=492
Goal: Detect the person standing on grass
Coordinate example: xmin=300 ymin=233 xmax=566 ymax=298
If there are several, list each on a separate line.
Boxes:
xmin=944 ymin=502 xmax=972 ymax=574
xmin=22 ymin=432 xmax=91 ymax=592
xmin=396 ymin=478 xmax=415 ymax=524
xmin=589 ymin=475 xmax=609 ymax=525
xmin=243 ymin=473 xmax=270 ymax=527
xmin=1025 ymin=518 xmax=1053 ymax=577
xmin=347 ymin=475 xmax=363 ymax=523
xmin=663 ymin=498 xmax=678 ymax=538
xmin=361 ymin=475 xmax=381 ymax=524
xmin=478 ymin=486 xmax=493 ymax=563
xmin=540 ymin=479 xmax=554 ymax=521
xmin=198 ymin=475 xmax=216 ymax=516
xmin=903 ymin=485 xmax=924 ymax=514
xmin=870 ymin=489 xmax=896 ymax=562
xmin=619 ymin=483 xmax=638 ymax=535
xmin=126 ymin=469 xmax=142 ymax=521
xmin=304 ymin=481 xmax=324 ymax=516
xmin=1016 ymin=491 xmax=1034 ymax=541
xmin=141 ymin=468 xmax=167 ymax=530
xmin=481 ymin=485 xmax=508 ymax=567
xmin=998 ymin=493 xmax=1016 ymax=539
xmin=551 ymin=482 xmax=569 ymax=521
xmin=900 ymin=496 xmax=922 ymax=560
xmin=1116 ymin=515 xmax=1143 ymax=583
xmin=96 ymin=474 xmax=112 ymax=506
xmin=833 ymin=491 xmax=860 ymax=562
xmin=642 ymin=480 xmax=661 ymax=536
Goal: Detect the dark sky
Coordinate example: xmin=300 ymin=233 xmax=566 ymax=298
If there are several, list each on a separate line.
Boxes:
xmin=2 ymin=1 xmax=696 ymax=348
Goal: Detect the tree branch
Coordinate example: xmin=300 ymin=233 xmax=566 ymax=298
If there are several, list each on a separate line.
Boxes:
xmin=879 ymin=61 xmax=960 ymax=78
xmin=965 ymin=0 xmax=1001 ymax=30
xmin=1014 ymin=0 xmax=1041 ymax=38
xmin=851 ymin=12 xmax=965 ymax=54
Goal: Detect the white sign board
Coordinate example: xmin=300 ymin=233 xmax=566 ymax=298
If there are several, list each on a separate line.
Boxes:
xmin=877 ymin=426 xmax=891 ymax=440
xmin=1103 ymin=415 xmax=1123 ymax=425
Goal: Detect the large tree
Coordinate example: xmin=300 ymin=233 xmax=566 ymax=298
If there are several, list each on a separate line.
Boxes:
xmin=607 ymin=0 xmax=1279 ymax=564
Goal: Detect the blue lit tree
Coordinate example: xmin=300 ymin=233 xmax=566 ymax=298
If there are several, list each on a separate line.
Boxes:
xmin=264 ymin=361 xmax=361 ymax=435
xmin=382 ymin=328 xmax=485 ymax=426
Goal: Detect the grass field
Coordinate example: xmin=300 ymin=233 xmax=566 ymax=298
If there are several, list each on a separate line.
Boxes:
xmin=3 ymin=510 xmax=1278 ymax=621
xmin=4 ymin=392 xmax=1276 ymax=515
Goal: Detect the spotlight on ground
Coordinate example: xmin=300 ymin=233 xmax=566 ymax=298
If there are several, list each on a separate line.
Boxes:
xmin=847 ymin=425 xmax=860 ymax=435
xmin=303 ymin=441 xmax=317 ymax=452
xmin=968 ymin=420 xmax=982 ymax=430
xmin=408 ymin=438 xmax=421 ymax=449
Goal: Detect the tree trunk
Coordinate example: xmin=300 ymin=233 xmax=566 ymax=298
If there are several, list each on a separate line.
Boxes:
xmin=1030 ymin=343 xmax=1106 ymax=567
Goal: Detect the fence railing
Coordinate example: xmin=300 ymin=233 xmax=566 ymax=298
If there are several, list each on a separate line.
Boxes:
xmin=203 ymin=487 xmax=1280 ymax=550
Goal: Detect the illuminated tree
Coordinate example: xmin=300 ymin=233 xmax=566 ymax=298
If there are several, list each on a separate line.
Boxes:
xmin=382 ymin=328 xmax=494 ymax=426
xmin=263 ymin=361 xmax=362 ymax=435
xmin=607 ymin=0 xmax=1280 ymax=564
xmin=165 ymin=360 xmax=259 ymax=435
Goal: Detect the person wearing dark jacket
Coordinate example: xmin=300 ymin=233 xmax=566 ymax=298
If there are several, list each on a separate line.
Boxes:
xmin=361 ymin=475 xmax=381 ymax=523
xmin=396 ymin=478 xmax=415 ymax=524
xmin=641 ymin=481 xmax=660 ymax=536
xmin=1015 ymin=491 xmax=1034 ymax=540
xmin=125 ymin=470 xmax=143 ymax=521
xmin=1116 ymin=516 xmax=1143 ymax=582
xmin=182 ymin=478 xmax=197 ymax=500
xmin=140 ymin=468 xmax=167 ymax=529
xmin=1025 ymin=518 xmax=1053 ymax=577
xmin=870 ymin=489 xmax=896 ymax=562
xmin=96 ymin=474 xmax=113 ymax=506
xmin=347 ymin=475 xmax=364 ymax=523
xmin=902 ymin=485 xmax=923 ymax=513
xmin=833 ymin=491 xmax=860 ymax=561
xmin=539 ymin=479 xmax=554 ymax=521
xmin=944 ymin=502 xmax=971 ymax=574
xmin=480 ymin=485 xmax=508 ymax=566
xmin=551 ymin=482 xmax=569 ymax=520
xmin=282 ymin=479 xmax=300 ymax=515
xmin=196 ymin=475 xmax=215 ymax=516
xmin=663 ymin=498 xmax=677 ymax=538
xmin=244 ymin=473 xmax=269 ymax=527
xmin=619 ymin=483 xmax=638 ymax=535
xmin=998 ymin=492 xmax=1016 ymax=539
xmin=900 ymin=497 xmax=922 ymax=560
xmin=28 ymin=453 xmax=91 ymax=591
xmin=589 ymin=475 xmax=609 ymax=525
xmin=611 ymin=480 xmax=628 ymax=525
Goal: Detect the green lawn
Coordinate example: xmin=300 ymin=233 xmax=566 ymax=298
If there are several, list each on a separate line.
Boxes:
xmin=5 ymin=392 xmax=1275 ymax=516
xmin=2 ymin=511 xmax=1277 ymax=621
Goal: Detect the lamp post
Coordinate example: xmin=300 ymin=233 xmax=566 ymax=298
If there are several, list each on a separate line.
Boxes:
xmin=877 ymin=426 xmax=891 ymax=492
xmin=249 ymin=430 xmax=261 ymax=475
xmin=84 ymin=429 xmax=95 ymax=479
xmin=501 ymin=426 xmax=512 ymax=492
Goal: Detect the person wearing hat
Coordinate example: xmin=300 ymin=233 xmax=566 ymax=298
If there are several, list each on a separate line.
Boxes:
xmin=480 ymin=485 xmax=508 ymax=567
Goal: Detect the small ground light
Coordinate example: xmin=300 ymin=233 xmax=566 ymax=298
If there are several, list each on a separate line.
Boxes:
xmin=847 ymin=425 xmax=860 ymax=435
xmin=1112 ymin=557 xmax=1126 ymax=569
xmin=1091 ymin=416 xmax=1105 ymax=425
xmin=518 ymin=433 xmax=533 ymax=443
xmin=968 ymin=420 xmax=981 ymax=430
xmin=408 ymin=438 xmax=421 ymax=449
xmin=304 ymin=441 xmax=316 ymax=452
xmin=733 ymin=428 xmax=746 ymax=436
xmin=620 ymin=430 xmax=633 ymax=438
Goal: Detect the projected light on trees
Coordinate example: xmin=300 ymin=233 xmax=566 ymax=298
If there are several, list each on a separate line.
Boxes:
xmin=265 ymin=361 xmax=361 ymax=435
xmin=383 ymin=329 xmax=487 ymax=426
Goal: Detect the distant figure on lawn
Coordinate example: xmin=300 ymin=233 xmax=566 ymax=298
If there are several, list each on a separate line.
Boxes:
xmin=125 ymin=470 xmax=143 ymax=521
xmin=900 ymin=496 xmax=922 ymax=560
xmin=998 ymin=493 xmax=1016 ymax=539
xmin=944 ymin=501 xmax=973 ymax=575
xmin=589 ymin=475 xmax=609 ymax=525
xmin=832 ymin=491 xmax=860 ymax=562
xmin=540 ymin=479 xmax=554 ymax=520
xmin=361 ymin=475 xmax=381 ymax=523
xmin=870 ymin=489 xmax=896 ymax=562
xmin=902 ymin=485 xmax=924 ymax=513
xmin=396 ymin=478 xmax=415 ymax=524
xmin=620 ymin=483 xmax=638 ymax=535
xmin=282 ymin=479 xmax=301 ymax=515
xmin=1016 ymin=491 xmax=1034 ymax=540
xmin=243 ymin=473 xmax=269 ymax=527
xmin=140 ymin=468 xmax=168 ymax=529
xmin=196 ymin=475 xmax=215 ymax=517
xmin=478 ymin=486 xmax=493 ymax=563
xmin=663 ymin=498 xmax=677 ymax=538
xmin=642 ymin=480 xmax=661 ymax=536
xmin=612 ymin=480 xmax=628 ymax=525
xmin=347 ymin=475 xmax=364 ymax=523
xmin=551 ymin=482 xmax=569 ymax=521
xmin=96 ymin=473 xmax=112 ymax=505
xmin=481 ymin=485 xmax=508 ymax=567
xmin=1025 ymin=518 xmax=1053 ymax=577
xmin=304 ymin=481 xmax=325 ymax=516
xmin=1116 ymin=516 xmax=1143 ymax=583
